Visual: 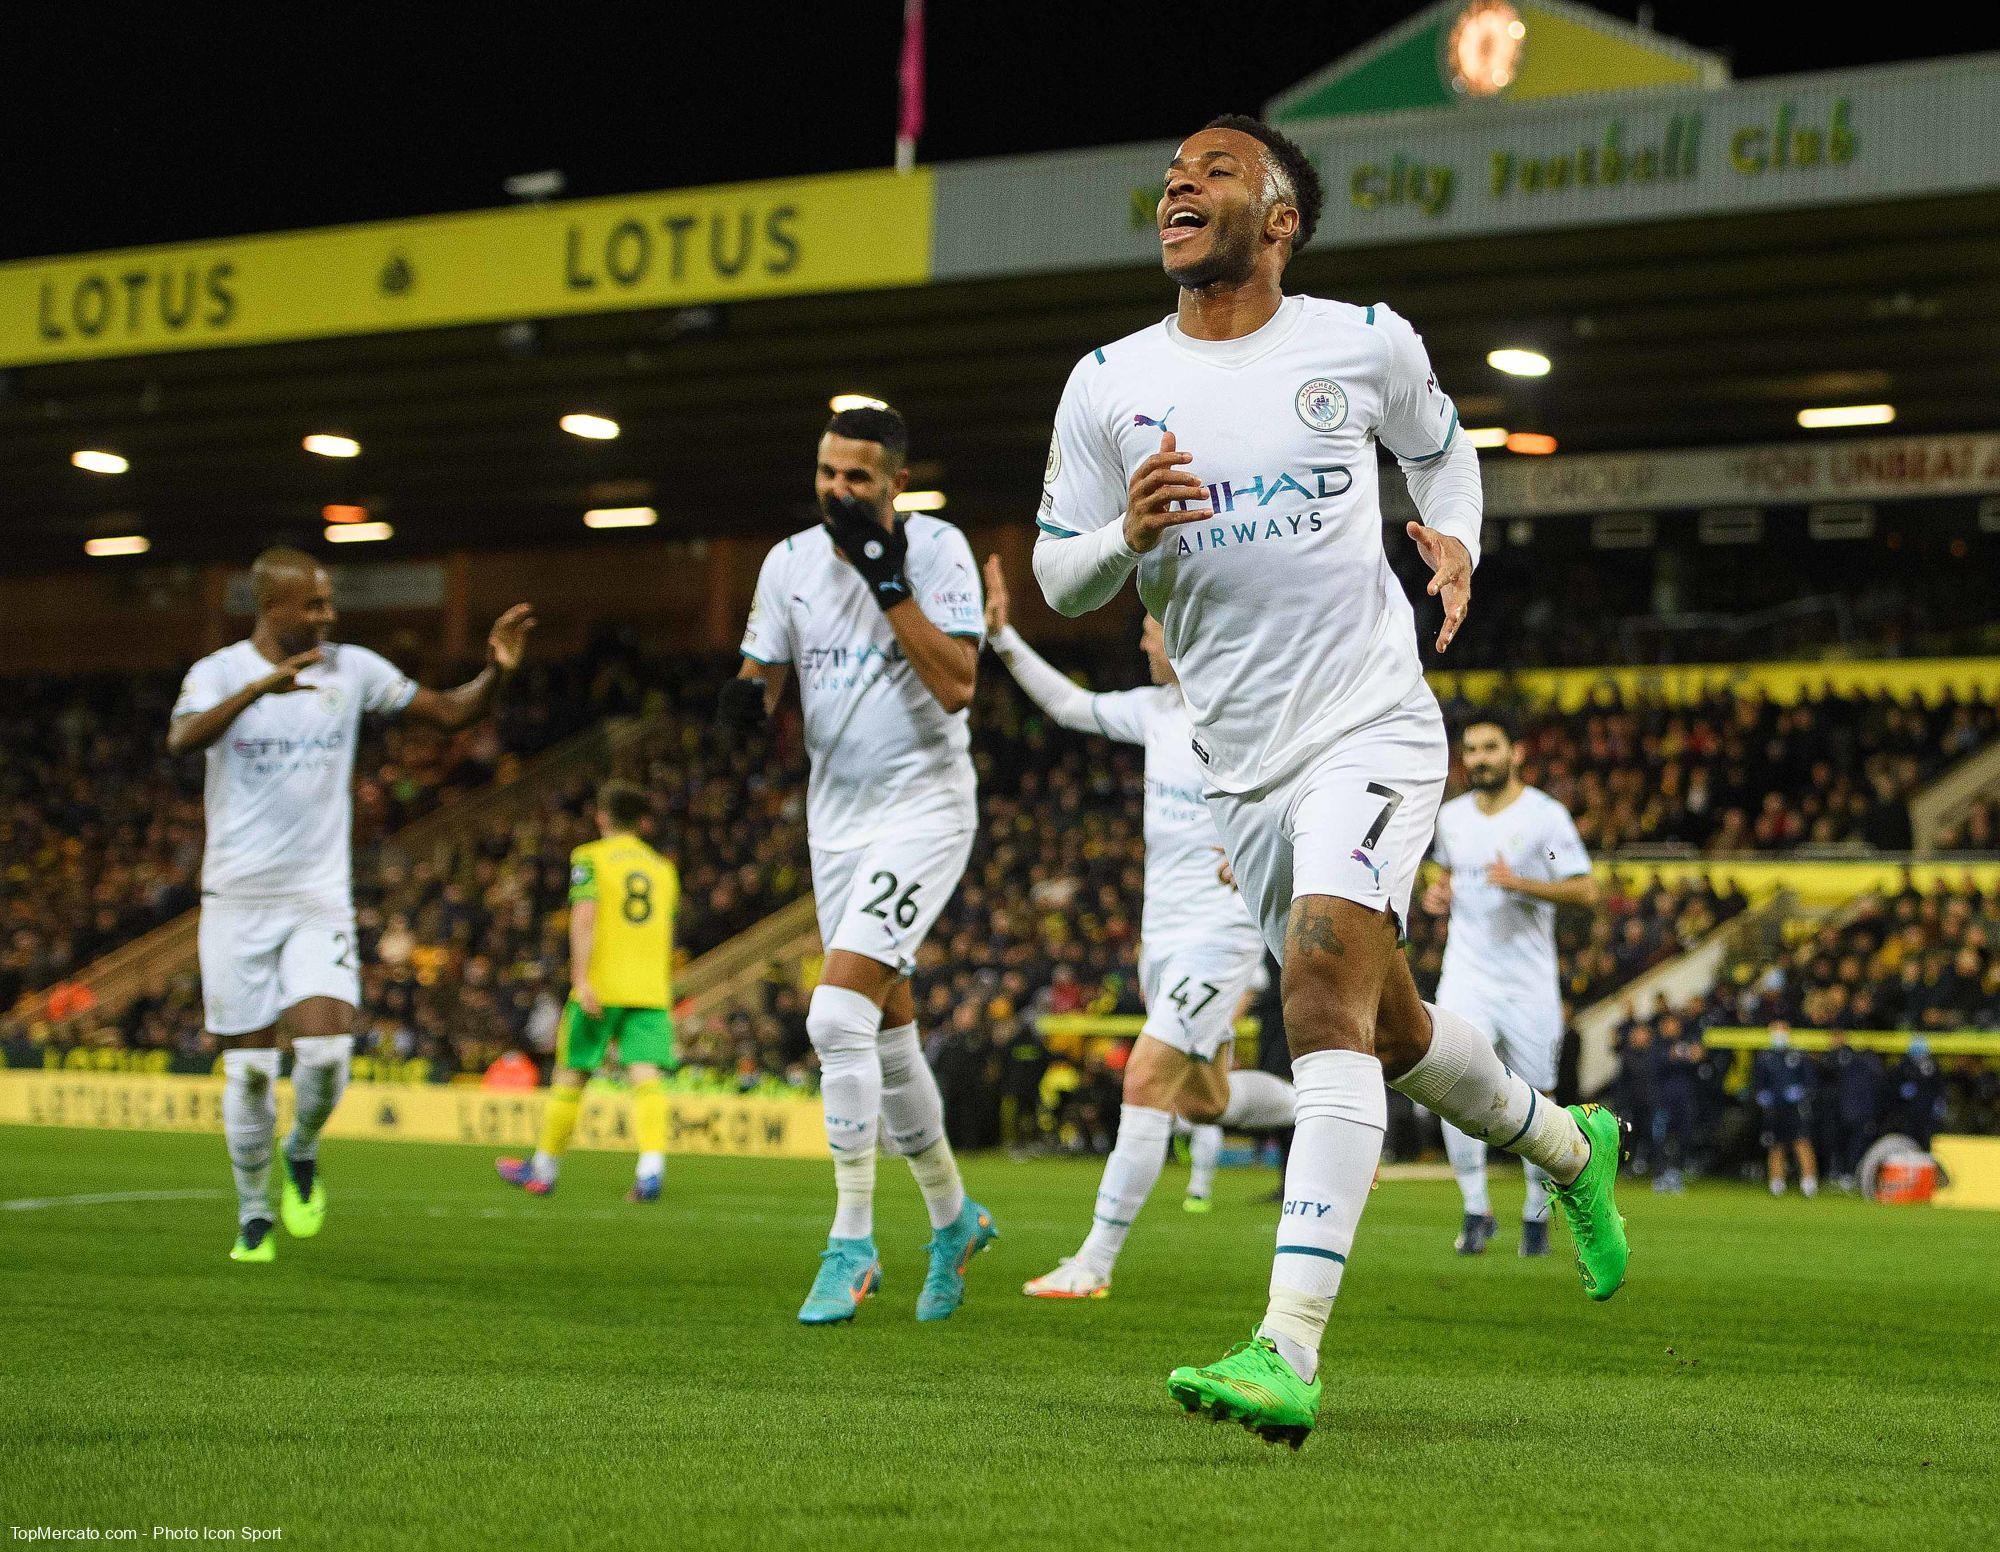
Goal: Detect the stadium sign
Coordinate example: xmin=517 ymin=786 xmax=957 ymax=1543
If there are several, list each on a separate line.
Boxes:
xmin=1474 ymin=431 xmax=2000 ymax=516
xmin=927 ymin=53 xmax=1998 ymax=279
xmin=0 ymin=1070 xmax=828 ymax=1159
xmin=0 ymin=166 xmax=934 ymax=368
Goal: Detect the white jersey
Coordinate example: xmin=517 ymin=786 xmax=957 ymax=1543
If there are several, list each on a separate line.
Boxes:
xmin=741 ymin=516 xmax=983 ymax=850
xmin=1082 ymin=685 xmax=1262 ymax=956
xmin=174 ymin=639 xmax=416 ymax=902
xmin=1433 ymin=785 xmax=1592 ymax=1013
xmin=1041 ymin=294 xmax=1463 ymax=793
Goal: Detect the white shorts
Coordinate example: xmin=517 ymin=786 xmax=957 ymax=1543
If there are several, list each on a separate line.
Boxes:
xmin=811 ymin=821 xmax=974 ymax=978
xmin=1139 ymin=933 xmax=1266 ymax=1061
xmin=1438 ymin=983 xmax=1564 ymax=1092
xmin=1205 ymin=683 xmax=1447 ymax=965
xmin=198 ymin=895 xmax=361 ymax=1037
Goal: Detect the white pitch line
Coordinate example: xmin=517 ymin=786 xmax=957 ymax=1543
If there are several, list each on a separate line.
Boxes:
xmin=1 ymin=1188 xmax=228 ymax=1212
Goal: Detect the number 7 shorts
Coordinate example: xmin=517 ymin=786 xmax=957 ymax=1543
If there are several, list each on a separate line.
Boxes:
xmin=811 ymin=820 xmax=976 ymax=978
xmin=197 ymin=894 xmax=361 ymax=1036
xmin=1205 ymin=683 xmax=1448 ymax=964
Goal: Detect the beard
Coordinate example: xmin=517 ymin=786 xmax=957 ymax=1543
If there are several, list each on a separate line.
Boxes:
xmin=1466 ymin=764 xmax=1509 ymax=792
xmin=1164 ymin=221 xmax=1257 ymax=291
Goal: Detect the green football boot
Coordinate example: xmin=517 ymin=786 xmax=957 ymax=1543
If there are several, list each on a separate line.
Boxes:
xmin=1167 ymin=1334 xmax=1320 ymax=1450
xmin=229 ymin=1217 xmax=275 ymax=1264
xmin=1182 ymin=1193 xmax=1213 ymax=1215
xmin=1548 ymin=1103 xmax=1631 ymax=1302
xmin=280 ymin=1155 xmax=326 ymax=1239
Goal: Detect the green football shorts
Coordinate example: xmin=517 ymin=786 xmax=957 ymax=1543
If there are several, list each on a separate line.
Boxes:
xmin=556 ymin=1002 xmax=676 ymax=1073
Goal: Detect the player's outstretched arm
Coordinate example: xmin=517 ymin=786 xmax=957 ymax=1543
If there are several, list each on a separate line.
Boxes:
xmin=983 ymin=555 xmax=1107 ymax=736
xmin=166 ymin=648 xmax=321 ymax=755
xmin=403 ymin=604 xmax=536 ymax=729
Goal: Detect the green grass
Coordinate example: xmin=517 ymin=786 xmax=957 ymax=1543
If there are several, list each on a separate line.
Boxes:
xmin=2 ymin=1126 xmax=1997 ymax=1551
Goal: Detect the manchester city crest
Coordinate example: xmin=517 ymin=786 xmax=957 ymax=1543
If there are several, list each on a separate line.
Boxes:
xmin=1295 ymin=377 xmax=1348 ymax=432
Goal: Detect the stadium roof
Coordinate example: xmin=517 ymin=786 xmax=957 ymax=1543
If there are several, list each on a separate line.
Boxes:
xmin=1 ymin=52 xmax=1997 ymax=573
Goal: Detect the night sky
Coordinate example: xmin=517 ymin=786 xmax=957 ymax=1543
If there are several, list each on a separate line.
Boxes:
xmin=3 ymin=3 xmax=1992 ymax=261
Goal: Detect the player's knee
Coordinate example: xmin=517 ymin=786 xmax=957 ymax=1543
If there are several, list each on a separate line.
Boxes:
xmin=1177 ymin=1085 xmax=1226 ymax=1125
xmin=1283 ymin=956 xmax=1376 ymax=1054
xmin=806 ymin=984 xmax=879 ymax=1059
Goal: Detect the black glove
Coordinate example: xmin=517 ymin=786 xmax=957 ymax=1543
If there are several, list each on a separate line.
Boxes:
xmin=715 ymin=676 xmax=767 ymax=739
xmin=822 ymin=494 xmax=912 ymax=612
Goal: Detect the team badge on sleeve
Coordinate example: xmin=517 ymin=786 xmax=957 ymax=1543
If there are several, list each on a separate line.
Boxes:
xmin=1044 ymin=428 xmax=1062 ymax=485
xmin=1295 ymin=378 xmax=1348 ymax=432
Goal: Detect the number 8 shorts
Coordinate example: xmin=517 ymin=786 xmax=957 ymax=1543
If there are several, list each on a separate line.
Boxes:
xmin=198 ymin=894 xmax=361 ymax=1036
xmin=1205 ymin=681 xmax=1448 ymax=964
xmin=811 ymin=820 xmax=976 ymax=978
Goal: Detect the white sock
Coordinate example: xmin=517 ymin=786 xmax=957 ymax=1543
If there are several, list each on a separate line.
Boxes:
xmin=1391 ymin=1004 xmax=1589 ymax=1185
xmin=877 ymin=1020 xmax=965 ymax=1229
xmin=637 ymin=1151 xmax=664 ymax=1181
xmin=809 ymin=985 xmax=883 ymax=1240
xmin=1259 ymin=1049 xmax=1385 ymax=1384
xmin=1077 ymin=1105 xmax=1173 ymax=1276
xmin=1188 ymin=1124 xmax=1221 ymax=1198
xmin=222 ymin=1048 xmax=280 ymax=1227
xmin=1220 ymin=1069 xmax=1297 ymax=1129
xmin=531 ymin=1149 xmax=558 ymax=1183
xmin=1522 ymin=1160 xmax=1553 ymax=1224
xmin=1442 ymin=1120 xmax=1492 ymax=1217
xmin=285 ymin=1034 xmax=353 ymax=1161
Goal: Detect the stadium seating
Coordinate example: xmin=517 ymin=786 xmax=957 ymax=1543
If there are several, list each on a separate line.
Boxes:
xmin=5 ymin=647 xmax=1997 ymax=1168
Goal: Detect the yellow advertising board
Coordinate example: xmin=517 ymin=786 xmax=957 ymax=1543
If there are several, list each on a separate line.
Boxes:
xmin=0 ymin=1070 xmax=825 ymax=1160
xmin=1428 ymin=656 xmax=2000 ymax=713
xmin=0 ymin=166 xmax=934 ymax=368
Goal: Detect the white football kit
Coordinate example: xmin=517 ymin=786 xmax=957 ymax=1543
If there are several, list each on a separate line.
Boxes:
xmin=1432 ymin=786 xmax=1592 ymax=1090
xmin=741 ymin=517 xmax=984 ymax=976
xmin=174 ymin=639 xmax=417 ymax=1035
xmin=1036 ymin=296 xmax=1480 ymax=956
xmin=989 ymin=628 xmax=1263 ymax=1058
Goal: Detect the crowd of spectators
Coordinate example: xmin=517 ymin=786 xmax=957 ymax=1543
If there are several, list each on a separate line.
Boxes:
xmin=5 ymin=636 xmax=1996 ymax=1174
xmin=1609 ymin=878 xmax=2000 ymax=1187
xmin=1435 ymin=683 xmax=2000 ymax=857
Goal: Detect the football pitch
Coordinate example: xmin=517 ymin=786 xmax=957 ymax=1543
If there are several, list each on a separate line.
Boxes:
xmin=3 ymin=1127 xmax=1996 ymax=1551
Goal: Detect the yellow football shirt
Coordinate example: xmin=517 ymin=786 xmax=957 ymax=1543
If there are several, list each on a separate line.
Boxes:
xmin=568 ymin=833 xmax=678 ymax=1010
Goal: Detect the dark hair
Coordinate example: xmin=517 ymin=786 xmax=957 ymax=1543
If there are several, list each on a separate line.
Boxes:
xmin=598 ymin=779 xmax=649 ymax=831
xmin=1206 ymin=113 xmax=1324 ymax=252
xmin=1460 ymin=712 xmax=1518 ymax=746
xmin=823 ymin=404 xmax=909 ymax=468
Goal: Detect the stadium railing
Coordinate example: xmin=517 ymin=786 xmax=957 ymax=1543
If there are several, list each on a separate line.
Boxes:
xmin=1701 ymin=1028 xmax=2000 ymax=1055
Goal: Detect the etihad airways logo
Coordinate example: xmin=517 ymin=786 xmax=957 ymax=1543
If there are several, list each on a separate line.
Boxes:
xmin=1199 ymin=464 xmax=1351 ymax=514
xmin=1170 ymin=509 xmax=1339 ymax=557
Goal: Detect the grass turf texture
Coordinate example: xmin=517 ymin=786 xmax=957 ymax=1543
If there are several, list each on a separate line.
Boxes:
xmin=3 ymin=1126 xmax=1997 ymax=1551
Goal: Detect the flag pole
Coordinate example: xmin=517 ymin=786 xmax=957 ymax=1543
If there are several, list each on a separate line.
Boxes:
xmin=895 ymin=0 xmax=924 ymax=173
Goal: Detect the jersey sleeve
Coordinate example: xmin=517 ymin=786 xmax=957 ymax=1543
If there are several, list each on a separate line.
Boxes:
xmin=171 ymin=656 xmax=226 ymax=721
xmin=1372 ymin=305 xmax=1459 ymax=464
xmin=1038 ymin=354 xmax=1127 ymax=539
xmin=568 ymin=847 xmax=599 ymax=904
xmin=1541 ymin=801 xmax=1593 ymax=881
xmin=348 ymin=646 xmax=419 ymax=716
xmin=1083 ymin=687 xmax=1153 ymax=746
xmin=740 ymin=544 xmax=794 ymax=665
xmin=912 ymin=522 xmax=984 ymax=641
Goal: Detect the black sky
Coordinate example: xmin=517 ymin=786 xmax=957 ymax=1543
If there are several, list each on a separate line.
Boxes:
xmin=3 ymin=2 xmax=1993 ymax=261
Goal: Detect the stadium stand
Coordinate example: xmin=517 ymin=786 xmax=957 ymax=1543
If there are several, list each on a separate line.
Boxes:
xmin=6 ymin=642 xmax=1998 ymax=1170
